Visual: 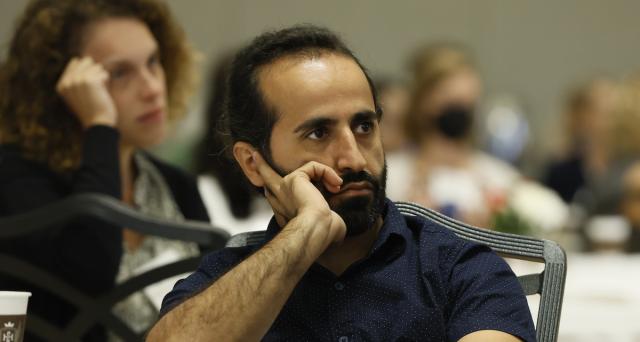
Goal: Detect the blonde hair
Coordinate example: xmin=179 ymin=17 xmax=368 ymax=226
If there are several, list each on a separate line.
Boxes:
xmin=0 ymin=0 xmax=197 ymax=172
xmin=405 ymin=43 xmax=476 ymax=143
xmin=608 ymin=74 xmax=640 ymax=160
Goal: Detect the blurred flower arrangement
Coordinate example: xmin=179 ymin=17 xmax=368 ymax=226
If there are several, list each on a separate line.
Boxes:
xmin=492 ymin=180 xmax=570 ymax=236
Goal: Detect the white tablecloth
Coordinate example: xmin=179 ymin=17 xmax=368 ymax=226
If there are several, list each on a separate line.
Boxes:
xmin=510 ymin=253 xmax=640 ymax=342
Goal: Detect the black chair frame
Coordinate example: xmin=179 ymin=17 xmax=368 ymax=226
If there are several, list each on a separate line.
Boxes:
xmin=0 ymin=193 xmax=229 ymax=341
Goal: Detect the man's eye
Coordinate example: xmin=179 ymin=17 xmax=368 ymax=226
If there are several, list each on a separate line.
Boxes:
xmin=307 ymin=128 xmax=328 ymax=140
xmin=355 ymin=121 xmax=374 ymax=134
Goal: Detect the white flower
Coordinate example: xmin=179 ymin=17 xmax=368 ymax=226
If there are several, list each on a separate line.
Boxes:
xmin=509 ymin=180 xmax=570 ymax=232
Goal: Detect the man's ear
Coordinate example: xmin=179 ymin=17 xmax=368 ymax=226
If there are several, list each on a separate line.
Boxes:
xmin=233 ymin=141 xmax=265 ymax=187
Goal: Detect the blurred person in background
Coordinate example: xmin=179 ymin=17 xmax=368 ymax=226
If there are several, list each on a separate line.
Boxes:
xmin=581 ymin=75 xmax=640 ymax=252
xmin=195 ymin=52 xmax=272 ymax=236
xmin=375 ymin=78 xmax=410 ymax=153
xmin=0 ymin=0 xmax=208 ymax=340
xmin=387 ymin=43 xmax=567 ymax=233
xmin=544 ymin=79 xmax=618 ymax=203
xmin=620 ymin=161 xmax=640 ymax=252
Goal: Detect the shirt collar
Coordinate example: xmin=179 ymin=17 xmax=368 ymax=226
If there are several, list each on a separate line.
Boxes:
xmin=368 ymin=199 xmax=411 ymax=260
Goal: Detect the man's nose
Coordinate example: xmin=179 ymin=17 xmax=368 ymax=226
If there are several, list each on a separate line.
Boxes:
xmin=334 ymin=129 xmax=367 ymax=174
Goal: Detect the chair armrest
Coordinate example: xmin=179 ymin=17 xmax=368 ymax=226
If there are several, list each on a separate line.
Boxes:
xmin=0 ymin=193 xmax=230 ymax=249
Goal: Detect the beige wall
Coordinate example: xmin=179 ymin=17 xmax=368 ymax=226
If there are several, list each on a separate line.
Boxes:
xmin=2 ymin=0 xmax=640 ymax=163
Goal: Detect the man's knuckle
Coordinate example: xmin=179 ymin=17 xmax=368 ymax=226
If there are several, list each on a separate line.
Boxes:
xmin=282 ymin=173 xmax=294 ymax=184
xmin=307 ymin=161 xmax=321 ymax=169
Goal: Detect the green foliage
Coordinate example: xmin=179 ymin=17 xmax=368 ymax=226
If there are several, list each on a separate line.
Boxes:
xmin=492 ymin=208 xmax=535 ymax=236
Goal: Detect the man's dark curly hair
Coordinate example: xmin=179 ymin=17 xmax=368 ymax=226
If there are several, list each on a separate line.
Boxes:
xmin=225 ymin=24 xmax=382 ymax=162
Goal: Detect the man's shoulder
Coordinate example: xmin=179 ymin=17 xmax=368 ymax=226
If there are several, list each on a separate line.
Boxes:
xmin=399 ymin=208 xmax=472 ymax=252
xmin=392 ymin=205 xmax=495 ymax=273
xmin=393 ymin=205 xmax=535 ymax=341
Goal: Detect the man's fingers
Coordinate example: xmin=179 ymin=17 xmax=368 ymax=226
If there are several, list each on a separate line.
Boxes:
xmin=252 ymin=151 xmax=283 ymax=190
xmin=296 ymin=161 xmax=342 ymax=193
xmin=253 ymin=151 xmax=343 ymax=195
xmin=264 ymin=188 xmax=289 ymax=218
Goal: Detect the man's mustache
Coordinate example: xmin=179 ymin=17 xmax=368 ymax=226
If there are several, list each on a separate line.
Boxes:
xmin=262 ymin=154 xmax=380 ymax=199
xmin=316 ymin=170 xmax=379 ymax=198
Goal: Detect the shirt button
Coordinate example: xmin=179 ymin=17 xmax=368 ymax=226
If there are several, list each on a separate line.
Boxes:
xmin=334 ymin=282 xmax=345 ymax=291
xmin=338 ymin=336 xmax=349 ymax=342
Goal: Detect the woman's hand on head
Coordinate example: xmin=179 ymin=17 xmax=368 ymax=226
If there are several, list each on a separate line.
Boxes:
xmin=56 ymin=56 xmax=117 ymax=129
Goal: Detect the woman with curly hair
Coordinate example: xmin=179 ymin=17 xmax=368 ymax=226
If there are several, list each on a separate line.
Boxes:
xmin=0 ymin=0 xmax=208 ymax=340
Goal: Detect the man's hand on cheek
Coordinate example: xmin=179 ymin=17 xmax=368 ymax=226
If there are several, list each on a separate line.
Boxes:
xmin=252 ymin=152 xmax=347 ymax=243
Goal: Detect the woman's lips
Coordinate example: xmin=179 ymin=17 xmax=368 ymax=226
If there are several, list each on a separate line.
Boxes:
xmin=138 ymin=108 xmax=164 ymax=123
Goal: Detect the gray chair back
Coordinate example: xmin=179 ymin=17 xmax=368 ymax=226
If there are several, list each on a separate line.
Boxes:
xmin=225 ymin=201 xmax=567 ymax=342
xmin=0 ymin=193 xmax=229 ymax=342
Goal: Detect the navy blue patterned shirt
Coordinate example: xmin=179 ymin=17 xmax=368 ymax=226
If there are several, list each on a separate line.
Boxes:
xmin=161 ymin=200 xmax=536 ymax=341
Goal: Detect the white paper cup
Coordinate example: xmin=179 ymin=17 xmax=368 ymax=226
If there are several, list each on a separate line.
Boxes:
xmin=0 ymin=291 xmax=31 ymax=342
xmin=585 ymin=215 xmax=631 ymax=252
xmin=0 ymin=291 xmax=31 ymax=315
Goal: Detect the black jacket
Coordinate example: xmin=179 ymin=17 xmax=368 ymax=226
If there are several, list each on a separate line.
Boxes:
xmin=0 ymin=125 xmax=209 ymax=340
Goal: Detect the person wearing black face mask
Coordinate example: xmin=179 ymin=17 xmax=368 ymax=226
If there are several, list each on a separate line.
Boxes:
xmin=432 ymin=104 xmax=475 ymax=140
xmin=386 ymin=43 xmax=567 ymax=231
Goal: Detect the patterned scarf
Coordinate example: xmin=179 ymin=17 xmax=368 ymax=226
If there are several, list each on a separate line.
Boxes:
xmin=111 ymin=153 xmax=199 ymax=336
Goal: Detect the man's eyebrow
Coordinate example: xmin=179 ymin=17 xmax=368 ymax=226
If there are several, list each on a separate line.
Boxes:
xmin=293 ymin=117 xmax=337 ymax=133
xmin=351 ymin=110 xmax=379 ymax=123
xmin=293 ymin=110 xmax=379 ymax=134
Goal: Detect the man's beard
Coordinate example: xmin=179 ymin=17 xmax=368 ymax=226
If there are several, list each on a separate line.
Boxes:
xmin=321 ymin=166 xmax=387 ymax=236
xmin=267 ymin=158 xmax=388 ymax=237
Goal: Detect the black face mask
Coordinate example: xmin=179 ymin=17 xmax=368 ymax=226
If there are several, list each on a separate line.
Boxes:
xmin=434 ymin=105 xmax=474 ymax=139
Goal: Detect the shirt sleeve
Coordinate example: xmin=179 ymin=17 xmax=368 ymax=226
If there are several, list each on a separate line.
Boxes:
xmin=72 ymin=125 xmax=122 ymax=197
xmin=159 ymin=247 xmax=252 ymax=317
xmin=446 ymin=242 xmax=537 ymax=342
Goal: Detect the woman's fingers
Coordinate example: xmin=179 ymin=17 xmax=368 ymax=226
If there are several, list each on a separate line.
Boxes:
xmin=55 ymin=56 xmax=116 ymax=128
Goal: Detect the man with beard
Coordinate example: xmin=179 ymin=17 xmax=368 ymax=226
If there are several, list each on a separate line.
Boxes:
xmin=148 ymin=25 xmax=535 ymax=342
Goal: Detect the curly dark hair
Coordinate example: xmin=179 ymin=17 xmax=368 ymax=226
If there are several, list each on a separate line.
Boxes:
xmin=0 ymin=0 xmax=197 ymax=172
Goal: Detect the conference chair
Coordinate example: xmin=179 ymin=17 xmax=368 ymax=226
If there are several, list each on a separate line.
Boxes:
xmin=0 ymin=193 xmax=229 ymax=341
xmin=225 ymin=201 xmax=567 ymax=342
